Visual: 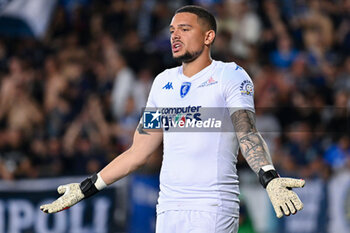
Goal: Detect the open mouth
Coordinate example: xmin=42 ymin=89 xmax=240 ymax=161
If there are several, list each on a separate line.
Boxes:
xmin=172 ymin=42 xmax=182 ymax=53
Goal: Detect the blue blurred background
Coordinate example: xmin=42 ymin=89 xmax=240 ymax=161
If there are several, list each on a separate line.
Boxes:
xmin=0 ymin=0 xmax=349 ymax=232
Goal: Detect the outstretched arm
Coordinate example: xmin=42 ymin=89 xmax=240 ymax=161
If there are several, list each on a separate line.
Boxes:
xmin=231 ymin=110 xmax=305 ymax=218
xmin=99 ymin=124 xmax=163 ymax=185
xmin=40 ymin=124 xmax=163 ymax=213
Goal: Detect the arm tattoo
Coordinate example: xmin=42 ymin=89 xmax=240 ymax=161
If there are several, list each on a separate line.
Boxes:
xmin=137 ymin=123 xmax=149 ymax=135
xmin=231 ymin=110 xmax=272 ymax=174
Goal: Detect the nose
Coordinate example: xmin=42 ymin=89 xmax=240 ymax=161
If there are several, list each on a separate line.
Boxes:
xmin=171 ymin=29 xmax=180 ymax=41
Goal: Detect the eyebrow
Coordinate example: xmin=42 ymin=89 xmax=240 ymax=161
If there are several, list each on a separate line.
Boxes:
xmin=169 ymin=24 xmax=193 ymax=29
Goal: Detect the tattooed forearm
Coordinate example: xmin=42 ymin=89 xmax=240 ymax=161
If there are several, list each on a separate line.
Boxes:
xmin=137 ymin=123 xmax=149 ymax=135
xmin=231 ymin=110 xmax=272 ymax=174
xmin=239 ymin=132 xmax=272 ymax=173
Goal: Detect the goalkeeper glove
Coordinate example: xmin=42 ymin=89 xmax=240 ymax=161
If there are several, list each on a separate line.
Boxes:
xmin=259 ymin=165 xmax=305 ymax=218
xmin=40 ymin=173 xmax=107 ymax=213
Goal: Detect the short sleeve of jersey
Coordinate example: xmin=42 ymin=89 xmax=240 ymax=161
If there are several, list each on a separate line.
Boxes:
xmin=145 ymin=71 xmax=165 ymax=108
xmin=221 ymin=63 xmax=255 ymax=115
xmin=141 ymin=71 xmax=163 ymax=127
xmin=146 ymin=83 xmax=156 ymax=108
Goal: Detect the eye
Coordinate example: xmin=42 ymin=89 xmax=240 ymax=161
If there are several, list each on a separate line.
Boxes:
xmin=170 ymin=30 xmax=174 ymax=34
xmin=182 ymin=28 xmax=189 ymax=32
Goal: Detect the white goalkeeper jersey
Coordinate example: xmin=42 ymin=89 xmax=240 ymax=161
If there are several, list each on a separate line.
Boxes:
xmin=146 ymin=60 xmax=255 ymax=217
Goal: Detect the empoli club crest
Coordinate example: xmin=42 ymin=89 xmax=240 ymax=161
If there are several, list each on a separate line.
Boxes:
xmin=180 ymin=82 xmax=191 ymax=98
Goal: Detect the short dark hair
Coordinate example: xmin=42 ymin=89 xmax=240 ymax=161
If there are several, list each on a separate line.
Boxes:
xmin=175 ymin=5 xmax=217 ymax=34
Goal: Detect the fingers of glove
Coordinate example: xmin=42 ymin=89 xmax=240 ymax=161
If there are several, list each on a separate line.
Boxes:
xmin=282 ymin=178 xmax=305 ymax=188
xmin=291 ymin=195 xmax=304 ymax=211
xmin=287 ymin=201 xmax=297 ymax=215
xmin=40 ymin=204 xmax=49 ymax=213
xmin=40 ymin=204 xmax=58 ymax=214
xmin=57 ymin=185 xmax=67 ymax=194
xmin=272 ymin=203 xmax=284 ymax=218
xmin=281 ymin=203 xmax=291 ymax=216
xmin=40 ymin=202 xmax=67 ymax=214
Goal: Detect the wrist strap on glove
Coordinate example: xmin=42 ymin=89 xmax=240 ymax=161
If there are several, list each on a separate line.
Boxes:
xmin=258 ymin=165 xmax=279 ymax=188
xmin=80 ymin=173 xmax=99 ymax=198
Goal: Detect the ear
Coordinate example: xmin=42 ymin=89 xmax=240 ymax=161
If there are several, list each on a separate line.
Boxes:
xmin=204 ymin=30 xmax=216 ymax=46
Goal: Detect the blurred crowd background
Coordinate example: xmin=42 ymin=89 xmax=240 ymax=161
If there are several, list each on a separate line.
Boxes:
xmin=0 ymin=0 xmax=349 ymax=232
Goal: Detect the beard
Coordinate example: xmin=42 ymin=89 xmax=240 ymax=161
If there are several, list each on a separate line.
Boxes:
xmin=173 ymin=46 xmax=204 ymax=63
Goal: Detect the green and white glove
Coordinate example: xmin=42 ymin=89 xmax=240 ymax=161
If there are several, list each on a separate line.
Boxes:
xmin=259 ymin=165 xmax=305 ymax=218
xmin=40 ymin=173 xmax=107 ymax=214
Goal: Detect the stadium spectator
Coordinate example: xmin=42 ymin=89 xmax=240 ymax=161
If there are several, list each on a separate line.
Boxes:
xmin=0 ymin=0 xmax=345 ymax=183
xmin=0 ymin=1 xmax=349 ymax=232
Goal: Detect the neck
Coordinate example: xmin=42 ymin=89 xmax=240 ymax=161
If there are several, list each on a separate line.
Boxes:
xmin=182 ymin=52 xmax=212 ymax=77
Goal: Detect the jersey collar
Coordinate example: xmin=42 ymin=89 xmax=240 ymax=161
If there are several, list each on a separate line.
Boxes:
xmin=178 ymin=60 xmax=217 ymax=82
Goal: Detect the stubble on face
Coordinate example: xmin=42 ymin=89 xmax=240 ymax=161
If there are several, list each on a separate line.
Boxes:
xmin=173 ymin=45 xmax=204 ymax=63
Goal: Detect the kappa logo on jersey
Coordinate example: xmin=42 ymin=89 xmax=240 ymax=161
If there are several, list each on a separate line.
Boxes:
xmin=180 ymin=82 xmax=191 ymax=98
xmin=143 ymin=110 xmax=161 ymax=129
xmin=235 ymin=65 xmax=243 ymax=70
xmin=198 ymin=77 xmax=218 ymax=88
xmin=240 ymin=80 xmax=254 ymax=96
xmin=162 ymin=82 xmax=173 ymax=90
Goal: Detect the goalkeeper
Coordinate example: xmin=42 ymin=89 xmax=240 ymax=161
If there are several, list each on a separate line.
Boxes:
xmin=40 ymin=5 xmax=304 ymax=232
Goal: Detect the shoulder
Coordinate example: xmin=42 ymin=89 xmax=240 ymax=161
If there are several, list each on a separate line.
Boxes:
xmin=149 ymin=66 xmax=180 ymax=93
xmin=153 ymin=66 xmax=180 ymax=83
xmin=216 ymin=61 xmax=253 ymax=85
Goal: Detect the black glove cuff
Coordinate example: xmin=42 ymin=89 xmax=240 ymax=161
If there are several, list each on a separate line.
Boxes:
xmin=80 ymin=173 xmax=99 ymax=199
xmin=258 ymin=168 xmax=279 ymax=188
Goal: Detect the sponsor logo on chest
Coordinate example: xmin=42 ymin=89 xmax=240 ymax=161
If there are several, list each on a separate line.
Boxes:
xmin=198 ymin=77 xmax=218 ymax=88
